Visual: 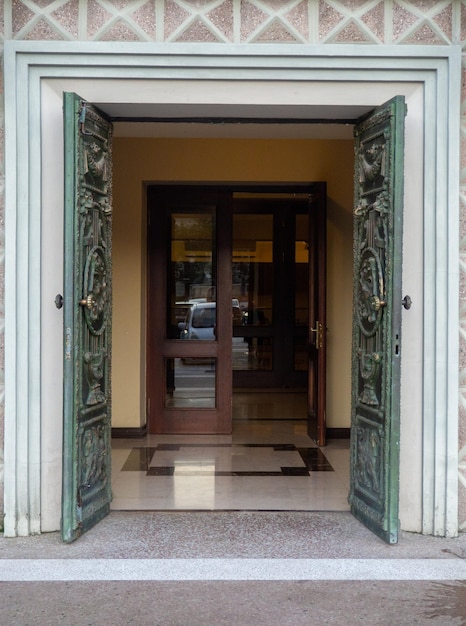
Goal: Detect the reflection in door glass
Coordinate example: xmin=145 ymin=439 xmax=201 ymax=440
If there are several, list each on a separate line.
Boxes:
xmin=295 ymin=214 xmax=309 ymax=326
xmin=294 ymin=337 xmax=308 ymax=371
xmin=232 ymin=214 xmax=273 ymax=326
xmin=232 ymin=213 xmax=273 ymax=372
xmin=165 ymin=358 xmax=216 ymax=408
xmin=167 ymin=211 xmax=216 ymax=339
xmin=232 ymin=337 xmax=273 ymax=371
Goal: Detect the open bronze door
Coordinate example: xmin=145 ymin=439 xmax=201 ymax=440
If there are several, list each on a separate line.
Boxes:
xmin=307 ymin=189 xmax=327 ymax=446
xmin=147 ymin=187 xmax=232 ymax=434
xmin=349 ymin=96 xmax=405 ymax=544
xmin=62 ymin=93 xmax=113 ymax=542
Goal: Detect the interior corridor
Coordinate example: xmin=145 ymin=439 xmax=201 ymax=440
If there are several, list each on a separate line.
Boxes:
xmin=111 ymin=393 xmax=350 ymax=511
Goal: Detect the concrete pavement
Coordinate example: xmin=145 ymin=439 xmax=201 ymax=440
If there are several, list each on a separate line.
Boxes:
xmin=1 ymin=511 xmax=465 ymax=625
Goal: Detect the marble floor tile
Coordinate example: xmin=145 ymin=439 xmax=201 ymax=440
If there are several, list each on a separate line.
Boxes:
xmin=111 ymin=416 xmax=350 ymax=512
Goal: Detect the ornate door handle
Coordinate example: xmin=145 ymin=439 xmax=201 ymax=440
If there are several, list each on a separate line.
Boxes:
xmin=370 ymin=295 xmax=386 ymax=312
xmin=310 ymin=321 xmax=324 ymax=349
xmin=79 ymin=294 xmax=96 ymax=309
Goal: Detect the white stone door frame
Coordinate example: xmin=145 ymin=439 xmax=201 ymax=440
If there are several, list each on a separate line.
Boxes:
xmin=2 ymin=42 xmax=461 ymax=537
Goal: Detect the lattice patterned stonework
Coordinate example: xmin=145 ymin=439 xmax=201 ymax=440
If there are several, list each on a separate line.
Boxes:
xmin=0 ymin=1 xmax=461 ymax=43
xmin=1 ymin=0 xmax=466 ymax=530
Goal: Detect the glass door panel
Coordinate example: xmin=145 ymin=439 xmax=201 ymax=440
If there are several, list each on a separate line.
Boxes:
xmin=165 ymin=358 xmax=216 ymax=409
xmin=294 ymin=214 xmax=310 ymax=376
xmin=232 ymin=213 xmax=273 ymax=375
xmin=232 ymin=201 xmax=309 ymax=389
xmin=167 ymin=210 xmax=217 ymax=410
xmin=295 ymin=214 xmax=309 ymax=327
xmin=232 ymin=213 xmax=273 ymax=325
xmin=168 ymin=212 xmax=216 ymax=339
xmin=232 ymin=337 xmax=273 ymax=371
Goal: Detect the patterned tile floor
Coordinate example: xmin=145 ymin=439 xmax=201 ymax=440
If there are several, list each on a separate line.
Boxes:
xmin=111 ymin=394 xmax=350 ymax=512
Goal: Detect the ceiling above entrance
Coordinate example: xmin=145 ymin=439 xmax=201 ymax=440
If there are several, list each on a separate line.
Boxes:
xmin=101 ymin=103 xmax=370 ymax=139
xmin=112 ymin=121 xmax=354 ymax=140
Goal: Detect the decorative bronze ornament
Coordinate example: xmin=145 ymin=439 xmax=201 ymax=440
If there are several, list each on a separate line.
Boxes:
xmin=357 ymin=246 xmax=385 ymax=337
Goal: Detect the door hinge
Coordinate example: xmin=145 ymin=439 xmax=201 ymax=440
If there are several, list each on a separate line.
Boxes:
xmin=79 ymin=102 xmax=94 ymax=137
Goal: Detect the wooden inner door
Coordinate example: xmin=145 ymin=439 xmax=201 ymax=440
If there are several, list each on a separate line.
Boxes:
xmin=147 ymin=185 xmax=326 ymax=436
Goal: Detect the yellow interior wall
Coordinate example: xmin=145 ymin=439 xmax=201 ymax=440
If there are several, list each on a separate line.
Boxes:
xmin=112 ymin=137 xmax=354 ymax=429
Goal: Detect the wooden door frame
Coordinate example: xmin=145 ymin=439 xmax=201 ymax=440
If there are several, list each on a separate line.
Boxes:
xmin=147 ymin=186 xmax=233 ymax=434
xmin=146 ymin=183 xmax=326 ymax=435
xmin=308 ymin=189 xmax=327 ymax=446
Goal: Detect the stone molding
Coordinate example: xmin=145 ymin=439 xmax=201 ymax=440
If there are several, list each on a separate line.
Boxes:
xmin=1 ymin=41 xmax=461 ymax=538
xmin=0 ymin=0 xmax=465 ymax=535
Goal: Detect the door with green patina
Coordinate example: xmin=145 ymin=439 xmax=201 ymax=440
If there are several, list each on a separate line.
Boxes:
xmin=62 ymin=93 xmax=113 ymax=542
xmin=349 ymin=96 xmax=405 ymax=544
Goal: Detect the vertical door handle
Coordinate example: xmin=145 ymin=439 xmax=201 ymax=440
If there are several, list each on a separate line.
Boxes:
xmin=310 ymin=321 xmax=324 ymax=349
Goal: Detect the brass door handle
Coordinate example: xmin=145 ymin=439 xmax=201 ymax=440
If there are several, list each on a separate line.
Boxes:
xmin=79 ymin=294 xmax=96 ymax=309
xmin=310 ymin=321 xmax=324 ymax=349
xmin=370 ymin=295 xmax=386 ymax=312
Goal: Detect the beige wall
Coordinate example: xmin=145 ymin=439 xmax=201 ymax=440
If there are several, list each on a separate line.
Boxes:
xmin=112 ymin=137 xmax=354 ymax=429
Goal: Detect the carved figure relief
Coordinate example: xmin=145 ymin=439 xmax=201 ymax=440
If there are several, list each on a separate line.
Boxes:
xmin=355 ymin=425 xmax=381 ymax=495
xmin=358 ymin=141 xmax=385 ymax=184
xmin=81 ymin=424 xmax=108 ymax=489
xmin=83 ymin=348 xmax=107 ymax=405
xmin=84 ymin=141 xmax=108 ymax=183
xmin=358 ymin=349 xmax=382 ymax=406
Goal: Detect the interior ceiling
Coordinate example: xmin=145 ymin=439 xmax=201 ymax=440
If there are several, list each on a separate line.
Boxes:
xmin=96 ymin=103 xmax=370 ymax=139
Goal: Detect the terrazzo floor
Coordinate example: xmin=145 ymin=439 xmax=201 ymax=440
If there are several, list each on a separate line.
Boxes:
xmin=111 ymin=393 xmax=350 ymax=512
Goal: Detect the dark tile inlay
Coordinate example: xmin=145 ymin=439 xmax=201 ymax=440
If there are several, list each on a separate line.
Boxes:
xmin=281 ymin=467 xmax=310 ymax=476
xmin=121 ymin=447 xmax=157 ymax=471
xmin=146 ymin=466 xmax=175 ymax=476
xmin=119 ymin=444 xmax=334 ymax=475
xmin=297 ymin=448 xmax=334 ymax=471
xmin=212 ymin=471 xmax=283 ymax=476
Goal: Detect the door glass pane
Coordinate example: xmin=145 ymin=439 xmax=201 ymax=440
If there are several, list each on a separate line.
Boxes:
xmin=294 ymin=337 xmax=307 ymax=371
xmin=165 ymin=358 xmax=216 ymax=408
xmin=232 ymin=337 xmax=273 ymax=371
xmin=295 ymin=214 xmax=309 ymax=326
xmin=232 ymin=214 xmax=273 ymax=325
xmin=168 ymin=211 xmax=216 ymax=339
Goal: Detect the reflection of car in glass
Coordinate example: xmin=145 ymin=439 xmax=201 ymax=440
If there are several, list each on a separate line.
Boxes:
xmin=179 ymin=302 xmax=216 ymax=340
xmin=174 ymin=299 xmax=206 ymax=324
xmin=178 ymin=301 xmax=244 ymax=340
